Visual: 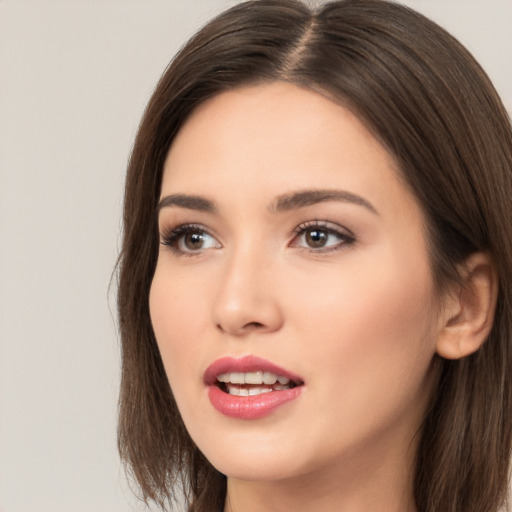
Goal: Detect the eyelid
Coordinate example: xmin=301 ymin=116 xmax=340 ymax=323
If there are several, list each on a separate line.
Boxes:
xmin=160 ymin=223 xmax=221 ymax=256
xmin=290 ymin=220 xmax=356 ymax=251
xmin=159 ymin=219 xmax=355 ymax=256
xmin=292 ymin=220 xmax=354 ymax=235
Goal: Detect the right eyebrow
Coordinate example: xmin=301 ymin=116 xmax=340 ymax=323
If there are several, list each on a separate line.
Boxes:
xmin=157 ymin=194 xmax=217 ymax=214
xmin=269 ymin=189 xmax=378 ymax=215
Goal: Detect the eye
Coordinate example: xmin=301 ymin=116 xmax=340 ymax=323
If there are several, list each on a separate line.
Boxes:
xmin=291 ymin=221 xmax=355 ymax=251
xmin=160 ymin=224 xmax=221 ymax=255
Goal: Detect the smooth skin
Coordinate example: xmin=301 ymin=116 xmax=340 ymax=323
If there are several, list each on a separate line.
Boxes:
xmin=149 ymin=82 xmax=497 ymax=512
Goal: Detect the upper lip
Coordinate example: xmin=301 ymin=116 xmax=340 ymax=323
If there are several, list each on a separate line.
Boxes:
xmin=204 ymin=355 xmax=304 ymax=386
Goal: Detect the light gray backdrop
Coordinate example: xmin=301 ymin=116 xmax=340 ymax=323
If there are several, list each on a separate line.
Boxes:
xmin=0 ymin=1 xmax=511 ymax=511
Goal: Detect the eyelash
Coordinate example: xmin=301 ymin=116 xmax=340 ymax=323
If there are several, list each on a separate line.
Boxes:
xmin=292 ymin=221 xmax=356 ymax=253
xmin=160 ymin=224 xmax=217 ymax=257
xmin=160 ymin=221 xmax=355 ymax=256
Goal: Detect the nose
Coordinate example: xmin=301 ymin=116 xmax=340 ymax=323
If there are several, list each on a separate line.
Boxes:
xmin=212 ymin=248 xmax=284 ymax=337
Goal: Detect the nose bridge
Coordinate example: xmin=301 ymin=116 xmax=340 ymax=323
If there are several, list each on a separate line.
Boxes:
xmin=212 ymin=237 xmax=283 ymax=335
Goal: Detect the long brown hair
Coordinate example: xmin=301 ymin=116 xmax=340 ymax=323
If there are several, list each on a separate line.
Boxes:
xmin=117 ymin=1 xmax=512 ymax=511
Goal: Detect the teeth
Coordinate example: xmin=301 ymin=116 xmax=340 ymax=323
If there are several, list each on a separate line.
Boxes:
xmin=229 ymin=386 xmax=248 ymax=396
xmin=217 ymin=371 xmax=292 ymax=385
xmin=230 ymin=372 xmax=245 ymax=384
xmin=263 ymin=372 xmax=277 ymax=385
xmin=249 ymin=387 xmax=273 ymax=396
xmin=226 ymin=385 xmax=273 ymax=396
xmin=245 ymin=371 xmax=263 ymax=384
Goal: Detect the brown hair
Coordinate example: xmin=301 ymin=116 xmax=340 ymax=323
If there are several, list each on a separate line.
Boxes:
xmin=117 ymin=1 xmax=512 ymax=511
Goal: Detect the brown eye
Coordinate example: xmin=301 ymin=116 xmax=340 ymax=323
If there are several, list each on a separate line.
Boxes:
xmin=305 ymin=229 xmax=328 ymax=248
xmin=161 ymin=224 xmax=221 ymax=255
xmin=184 ymin=232 xmax=205 ymax=250
xmin=179 ymin=229 xmax=220 ymax=253
xmin=292 ymin=221 xmax=355 ymax=252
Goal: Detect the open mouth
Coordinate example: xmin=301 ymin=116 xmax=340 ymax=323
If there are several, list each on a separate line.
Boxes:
xmin=205 ymin=357 xmax=304 ymax=418
xmin=216 ymin=371 xmax=302 ymax=396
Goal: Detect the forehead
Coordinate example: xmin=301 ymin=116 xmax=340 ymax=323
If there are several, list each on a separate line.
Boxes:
xmin=161 ymin=82 xmax=417 ymax=220
xmin=167 ymin=82 xmax=387 ymax=162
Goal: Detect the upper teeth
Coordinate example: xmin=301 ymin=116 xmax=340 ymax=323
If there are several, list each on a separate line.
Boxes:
xmin=217 ymin=371 xmax=290 ymax=385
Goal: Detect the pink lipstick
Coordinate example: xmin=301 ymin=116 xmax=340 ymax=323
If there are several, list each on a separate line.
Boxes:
xmin=204 ymin=355 xmax=304 ymax=419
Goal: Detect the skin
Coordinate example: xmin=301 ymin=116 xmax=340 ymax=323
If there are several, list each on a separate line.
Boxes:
xmin=150 ymin=82 xmax=452 ymax=512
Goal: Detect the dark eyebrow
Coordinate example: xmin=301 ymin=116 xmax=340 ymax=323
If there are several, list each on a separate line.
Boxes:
xmin=269 ymin=189 xmax=378 ymax=215
xmin=158 ymin=194 xmax=217 ymax=213
xmin=157 ymin=189 xmax=377 ymax=216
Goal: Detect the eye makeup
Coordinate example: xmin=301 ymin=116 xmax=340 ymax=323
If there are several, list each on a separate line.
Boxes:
xmin=159 ymin=218 xmax=356 ymax=257
xmin=291 ymin=220 xmax=356 ymax=253
xmin=160 ymin=223 xmax=220 ymax=256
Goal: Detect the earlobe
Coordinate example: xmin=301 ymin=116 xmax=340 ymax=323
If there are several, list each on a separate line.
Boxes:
xmin=436 ymin=252 xmax=498 ymax=360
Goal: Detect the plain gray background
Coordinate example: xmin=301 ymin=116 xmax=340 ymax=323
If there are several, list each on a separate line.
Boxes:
xmin=0 ymin=1 xmax=511 ymax=511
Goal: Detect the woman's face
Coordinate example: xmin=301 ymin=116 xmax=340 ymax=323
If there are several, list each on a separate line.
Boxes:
xmin=150 ymin=82 xmax=442 ymax=484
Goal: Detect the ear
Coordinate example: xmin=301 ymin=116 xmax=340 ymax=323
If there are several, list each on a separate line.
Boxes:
xmin=436 ymin=252 xmax=498 ymax=360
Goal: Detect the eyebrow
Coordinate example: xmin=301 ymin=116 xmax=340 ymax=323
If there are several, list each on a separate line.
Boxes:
xmin=157 ymin=189 xmax=378 ymax=215
xmin=158 ymin=194 xmax=217 ymax=213
xmin=270 ymin=189 xmax=378 ymax=215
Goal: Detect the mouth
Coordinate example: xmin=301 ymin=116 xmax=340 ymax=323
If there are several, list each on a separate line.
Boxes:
xmin=216 ymin=371 xmax=301 ymax=396
xmin=204 ymin=355 xmax=304 ymax=419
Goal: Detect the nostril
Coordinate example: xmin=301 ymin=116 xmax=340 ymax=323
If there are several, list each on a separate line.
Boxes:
xmin=216 ymin=321 xmax=265 ymax=333
xmin=244 ymin=321 xmax=265 ymax=329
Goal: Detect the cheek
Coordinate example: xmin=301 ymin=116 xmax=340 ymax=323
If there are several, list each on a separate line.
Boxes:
xmin=289 ymin=251 xmax=438 ymax=410
xmin=149 ymin=264 xmax=209 ymax=382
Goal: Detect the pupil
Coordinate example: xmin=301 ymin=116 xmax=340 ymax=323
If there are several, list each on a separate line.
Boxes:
xmin=185 ymin=232 xmax=204 ymax=249
xmin=306 ymin=229 xmax=327 ymax=248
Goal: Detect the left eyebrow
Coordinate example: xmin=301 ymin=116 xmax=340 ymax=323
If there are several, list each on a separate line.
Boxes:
xmin=269 ymin=189 xmax=378 ymax=215
xmin=157 ymin=193 xmax=217 ymax=213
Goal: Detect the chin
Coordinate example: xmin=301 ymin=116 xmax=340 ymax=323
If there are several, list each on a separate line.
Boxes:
xmin=190 ymin=422 xmax=314 ymax=483
xmin=210 ymin=451 xmax=305 ymax=483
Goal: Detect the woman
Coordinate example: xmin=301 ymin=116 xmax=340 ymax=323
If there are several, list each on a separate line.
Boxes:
xmin=117 ymin=1 xmax=512 ymax=511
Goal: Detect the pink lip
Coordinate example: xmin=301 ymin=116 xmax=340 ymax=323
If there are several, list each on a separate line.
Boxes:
xmin=204 ymin=355 xmax=304 ymax=420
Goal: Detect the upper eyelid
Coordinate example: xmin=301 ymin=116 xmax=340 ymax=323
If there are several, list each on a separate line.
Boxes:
xmin=159 ymin=220 xmax=349 ymax=233
xmin=290 ymin=221 xmax=356 ymax=251
xmin=160 ymin=222 xmax=215 ymax=237
xmin=159 ymin=223 xmax=221 ymax=255
xmin=294 ymin=220 xmax=354 ymax=236
xmin=159 ymin=220 xmax=355 ymax=247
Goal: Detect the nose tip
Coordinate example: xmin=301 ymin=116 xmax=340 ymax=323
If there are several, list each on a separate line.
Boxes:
xmin=212 ymin=261 xmax=284 ymax=337
xmin=214 ymin=298 xmax=283 ymax=336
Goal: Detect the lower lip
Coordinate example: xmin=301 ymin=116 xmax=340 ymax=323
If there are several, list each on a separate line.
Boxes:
xmin=207 ymin=385 xmax=302 ymax=419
